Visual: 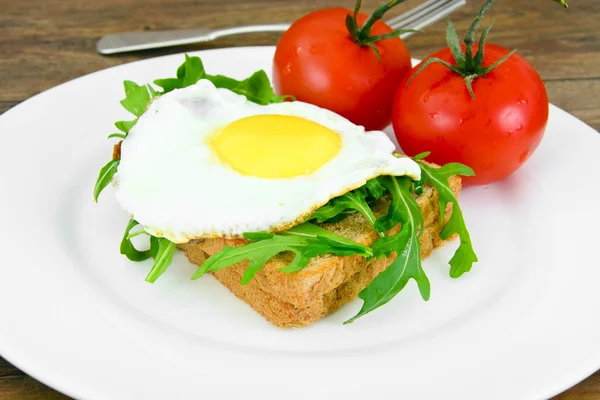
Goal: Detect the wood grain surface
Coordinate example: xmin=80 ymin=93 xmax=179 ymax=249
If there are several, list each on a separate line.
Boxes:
xmin=0 ymin=0 xmax=598 ymax=398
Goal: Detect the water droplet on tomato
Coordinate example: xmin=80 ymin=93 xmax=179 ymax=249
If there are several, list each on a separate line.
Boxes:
xmin=519 ymin=150 xmax=529 ymax=163
xmin=516 ymin=124 xmax=523 ymax=131
xmin=284 ymin=62 xmax=292 ymax=75
xmin=517 ymin=99 xmax=528 ymax=105
xmin=429 ymin=113 xmax=438 ymax=119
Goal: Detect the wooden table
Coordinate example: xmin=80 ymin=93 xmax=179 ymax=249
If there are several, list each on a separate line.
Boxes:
xmin=1 ymin=0 xmax=598 ymax=398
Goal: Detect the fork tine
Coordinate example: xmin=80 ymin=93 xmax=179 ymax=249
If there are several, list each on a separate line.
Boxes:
xmin=388 ymin=0 xmax=466 ymax=34
xmin=387 ymin=0 xmax=450 ymax=27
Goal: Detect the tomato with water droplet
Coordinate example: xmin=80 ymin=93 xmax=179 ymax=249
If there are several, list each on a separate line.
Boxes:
xmin=273 ymin=7 xmax=412 ymax=131
xmin=392 ymin=44 xmax=548 ymax=185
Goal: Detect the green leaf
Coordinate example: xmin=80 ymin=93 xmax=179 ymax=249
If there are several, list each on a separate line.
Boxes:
xmin=311 ymin=187 xmax=379 ymax=233
xmin=363 ymin=28 xmax=423 ymax=44
xmin=108 ymin=133 xmax=127 ymax=139
xmin=152 ymin=55 xmax=282 ymax=105
xmin=412 ymin=176 xmax=425 ymax=195
xmin=417 ymin=161 xmax=478 ymax=278
xmin=243 ymin=232 xmax=275 ymax=241
xmin=147 ymin=84 xmax=159 ymax=97
xmin=445 ymin=17 xmax=466 ymax=69
xmin=473 ymin=20 xmax=494 ymax=68
xmin=207 ymin=70 xmax=280 ymax=105
xmin=412 ymin=151 xmax=431 ymax=161
xmin=346 ymin=176 xmax=430 ymax=323
xmin=464 ymin=74 xmax=477 ymax=99
xmin=478 ymin=49 xmax=517 ymax=76
xmin=365 ymin=178 xmax=386 ymax=201
xmin=145 ymin=238 xmax=177 ymax=283
xmin=152 ymin=78 xmax=184 ymax=93
xmin=311 ymin=178 xmax=385 ymax=225
xmin=345 ymin=13 xmax=359 ymax=38
xmin=283 ymin=222 xmax=372 ymax=254
xmin=205 ymin=74 xmax=240 ymax=89
xmin=114 ymin=119 xmax=137 ymax=134
xmin=191 ymin=222 xmax=372 ymax=284
xmin=407 ymin=57 xmax=465 ymax=87
xmin=154 ymin=54 xmax=206 ymax=93
xmin=149 ymin=236 xmax=160 ymax=258
xmin=93 ymin=158 xmax=119 ymax=202
xmin=181 ymin=54 xmax=206 ymax=86
xmin=367 ymin=43 xmax=381 ymax=62
xmin=374 ymin=176 xmax=424 ymax=235
xmin=464 ymin=0 xmax=495 ymax=49
xmin=120 ymin=81 xmax=151 ymax=117
xmin=120 ymin=220 xmax=152 ymax=262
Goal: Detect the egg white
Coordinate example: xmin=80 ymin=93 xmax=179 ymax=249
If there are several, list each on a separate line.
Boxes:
xmin=114 ymin=79 xmax=421 ymax=243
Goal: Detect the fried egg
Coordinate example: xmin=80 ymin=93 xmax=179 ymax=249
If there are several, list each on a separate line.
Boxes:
xmin=114 ymin=79 xmax=421 ymax=243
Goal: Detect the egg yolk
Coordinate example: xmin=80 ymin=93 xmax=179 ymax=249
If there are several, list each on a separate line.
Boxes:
xmin=211 ymin=114 xmax=342 ymax=178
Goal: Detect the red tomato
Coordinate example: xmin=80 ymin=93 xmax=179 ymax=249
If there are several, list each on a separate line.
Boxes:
xmin=393 ymin=43 xmax=548 ymax=185
xmin=273 ymin=8 xmax=412 ymax=131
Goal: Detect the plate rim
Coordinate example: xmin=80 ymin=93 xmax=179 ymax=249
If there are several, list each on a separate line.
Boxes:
xmin=1 ymin=46 xmax=599 ymax=400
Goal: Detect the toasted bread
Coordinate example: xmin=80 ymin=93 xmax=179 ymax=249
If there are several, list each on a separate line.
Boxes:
xmin=179 ymin=176 xmax=461 ymax=327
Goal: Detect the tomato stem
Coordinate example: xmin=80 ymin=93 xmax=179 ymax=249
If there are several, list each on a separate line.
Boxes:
xmin=406 ymin=0 xmax=567 ymax=98
xmin=405 ymin=0 xmax=507 ymax=99
xmin=347 ymin=0 xmax=419 ymax=59
xmin=357 ymin=0 xmax=405 ymax=39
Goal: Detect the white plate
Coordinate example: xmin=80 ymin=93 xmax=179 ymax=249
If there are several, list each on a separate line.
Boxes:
xmin=0 ymin=46 xmax=599 ymax=400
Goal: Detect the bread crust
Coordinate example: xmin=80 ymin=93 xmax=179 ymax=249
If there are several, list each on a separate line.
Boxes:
xmin=179 ymin=176 xmax=462 ymax=327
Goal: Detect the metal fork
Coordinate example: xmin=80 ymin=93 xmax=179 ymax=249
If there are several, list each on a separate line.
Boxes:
xmin=96 ymin=0 xmax=465 ymax=55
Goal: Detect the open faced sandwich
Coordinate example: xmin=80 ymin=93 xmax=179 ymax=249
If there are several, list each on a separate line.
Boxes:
xmin=94 ymin=55 xmax=477 ymax=327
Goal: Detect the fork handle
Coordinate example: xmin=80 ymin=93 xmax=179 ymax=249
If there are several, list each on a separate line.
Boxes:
xmin=97 ymin=24 xmax=291 ymax=55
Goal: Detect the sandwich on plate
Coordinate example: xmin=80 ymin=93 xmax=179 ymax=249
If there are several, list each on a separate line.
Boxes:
xmin=94 ymin=55 xmax=477 ymax=327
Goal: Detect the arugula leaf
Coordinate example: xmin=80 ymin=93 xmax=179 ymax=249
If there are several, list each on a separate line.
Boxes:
xmin=94 ymin=80 xmax=154 ymax=200
xmin=146 ymin=84 xmax=159 ymax=97
xmin=154 ymin=54 xmax=206 ymax=93
xmin=311 ymin=179 xmax=385 ymax=228
xmin=311 ymin=187 xmax=376 ymax=226
xmin=191 ymin=222 xmax=372 ymax=285
xmin=120 ymin=81 xmax=152 ymax=117
xmin=120 ymin=219 xmax=152 ymax=261
xmin=145 ymin=238 xmax=177 ymax=283
xmin=203 ymin=74 xmax=239 ymax=89
xmin=207 ymin=70 xmax=283 ymax=105
xmin=417 ymin=161 xmax=478 ymax=278
xmin=346 ymin=176 xmax=430 ymax=323
xmin=112 ymin=79 xmax=158 ymax=138
xmin=153 ymin=55 xmax=283 ymax=105
xmin=114 ymin=119 xmax=137 ymax=135
xmin=93 ymin=158 xmax=119 ymax=202
xmin=373 ymin=174 xmax=424 ymax=235
xmin=283 ymin=222 xmax=373 ymax=254
xmin=412 ymin=151 xmax=431 ymax=161
xmin=149 ymin=236 xmax=160 ymax=258
xmin=365 ymin=178 xmax=386 ymax=201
